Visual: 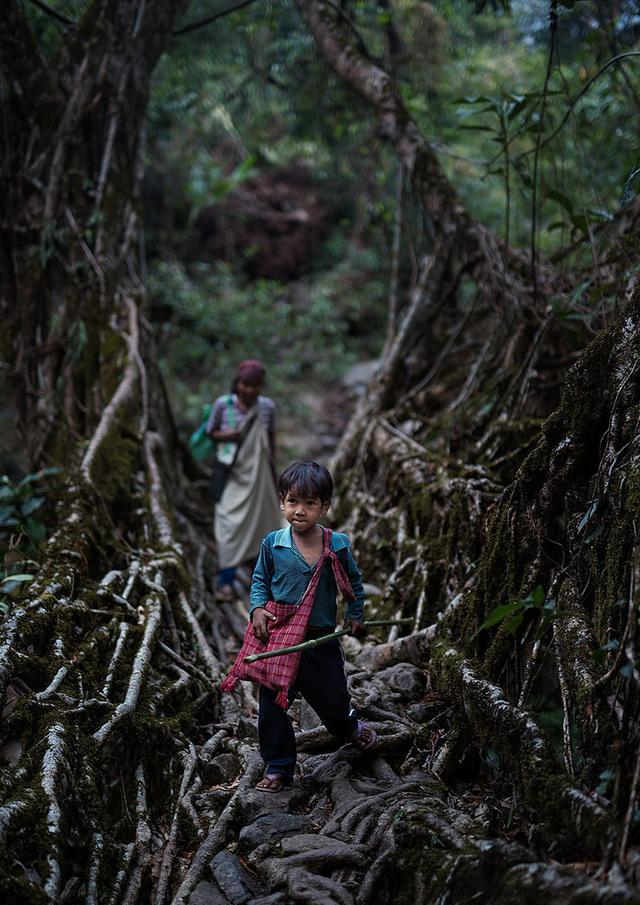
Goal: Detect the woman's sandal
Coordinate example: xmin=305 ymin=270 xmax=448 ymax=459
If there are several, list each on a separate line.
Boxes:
xmin=350 ymin=720 xmax=378 ymax=751
xmin=215 ymin=584 xmax=234 ymax=603
xmin=255 ymin=772 xmax=293 ymax=793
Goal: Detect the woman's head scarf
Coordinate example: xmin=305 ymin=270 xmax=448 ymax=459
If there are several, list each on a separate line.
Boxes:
xmin=236 ymin=359 xmax=266 ymax=384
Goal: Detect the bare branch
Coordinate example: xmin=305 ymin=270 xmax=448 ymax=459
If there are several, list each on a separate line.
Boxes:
xmin=173 ymin=0 xmax=260 ymax=36
xmin=23 ymin=0 xmax=76 ymax=27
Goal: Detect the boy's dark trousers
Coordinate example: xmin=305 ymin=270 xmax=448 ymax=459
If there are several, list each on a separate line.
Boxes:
xmin=258 ymin=631 xmax=358 ymax=780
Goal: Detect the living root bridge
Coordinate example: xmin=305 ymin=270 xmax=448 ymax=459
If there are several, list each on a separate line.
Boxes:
xmin=151 ymin=642 xmax=639 ymax=905
xmin=0 ymin=263 xmax=636 ymax=905
xmin=294 ymin=0 xmax=558 ymax=489
xmin=431 ymin=647 xmax=611 ymax=845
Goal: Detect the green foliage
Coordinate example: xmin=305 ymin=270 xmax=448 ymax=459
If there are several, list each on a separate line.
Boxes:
xmin=395 ymin=1 xmax=640 ymax=250
xmin=149 ymin=255 xmax=385 ymax=425
xmin=184 ymin=155 xmax=257 ymax=211
xmin=21 ymin=1 xmax=84 ymax=59
xmin=475 ymin=584 xmax=557 ymax=637
xmin=148 ymin=2 xmax=370 ymax=185
xmin=142 ymin=0 xmax=640 ymax=441
xmin=468 ymin=0 xmax=511 ymax=13
xmin=0 ymin=468 xmax=62 ymax=611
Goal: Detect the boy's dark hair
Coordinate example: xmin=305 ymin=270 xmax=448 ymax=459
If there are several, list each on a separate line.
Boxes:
xmin=278 ymin=460 xmax=333 ymax=502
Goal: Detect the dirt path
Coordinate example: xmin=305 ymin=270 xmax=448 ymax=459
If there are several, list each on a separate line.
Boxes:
xmin=276 ymin=362 xmax=379 ymax=466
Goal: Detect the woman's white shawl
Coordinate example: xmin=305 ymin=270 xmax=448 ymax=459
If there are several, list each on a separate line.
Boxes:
xmin=214 ymin=411 xmax=283 ymax=569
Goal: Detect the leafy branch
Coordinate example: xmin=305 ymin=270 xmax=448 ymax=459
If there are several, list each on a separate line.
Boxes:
xmin=475 ymin=584 xmax=557 ymax=638
xmin=0 ymin=467 xmax=62 ymax=610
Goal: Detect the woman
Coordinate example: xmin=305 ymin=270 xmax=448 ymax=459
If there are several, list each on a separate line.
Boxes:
xmin=207 ymin=359 xmax=282 ymax=601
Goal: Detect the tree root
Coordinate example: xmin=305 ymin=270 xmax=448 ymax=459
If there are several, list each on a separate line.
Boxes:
xmin=93 ymin=585 xmax=162 ymax=745
xmin=81 ymin=296 xmax=141 ymax=484
xmin=41 ymin=720 xmax=66 ymax=902
xmin=170 ymin=747 xmax=263 ymax=905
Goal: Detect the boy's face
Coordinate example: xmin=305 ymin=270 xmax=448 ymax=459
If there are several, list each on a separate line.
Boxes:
xmin=280 ymin=489 xmax=330 ymax=534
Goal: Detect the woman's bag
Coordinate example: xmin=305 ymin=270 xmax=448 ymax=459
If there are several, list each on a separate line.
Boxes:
xmin=219 ymin=528 xmax=355 ymax=708
xmin=209 ymin=460 xmax=232 ymax=502
xmin=189 ymin=404 xmax=214 ymax=461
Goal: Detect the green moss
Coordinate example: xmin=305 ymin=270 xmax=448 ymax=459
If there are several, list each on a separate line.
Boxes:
xmin=0 ymin=872 xmax=49 ymax=905
xmin=384 ymin=800 xmax=479 ymax=905
xmin=89 ymin=420 xmax=140 ymax=510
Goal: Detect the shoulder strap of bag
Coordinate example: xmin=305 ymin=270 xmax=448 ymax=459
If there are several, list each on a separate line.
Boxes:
xmin=228 ymin=405 xmax=258 ymax=467
xmin=226 ymin=394 xmax=237 ymax=428
xmin=216 ymin=395 xmax=237 ymax=462
xmin=321 ymin=527 xmax=356 ymax=602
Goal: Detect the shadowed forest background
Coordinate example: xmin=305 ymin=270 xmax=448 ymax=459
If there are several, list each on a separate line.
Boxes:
xmin=2 ymin=1 xmax=640 ymax=903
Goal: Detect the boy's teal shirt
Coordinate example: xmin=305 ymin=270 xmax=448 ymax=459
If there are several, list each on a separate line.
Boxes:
xmin=249 ymin=525 xmax=365 ymax=628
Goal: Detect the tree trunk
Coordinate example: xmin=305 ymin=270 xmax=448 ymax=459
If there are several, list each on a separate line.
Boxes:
xmin=1 ymin=0 xmax=188 ymax=462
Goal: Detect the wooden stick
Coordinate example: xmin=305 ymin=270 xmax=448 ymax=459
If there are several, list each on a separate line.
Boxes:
xmin=244 ymin=619 xmax=413 ymax=663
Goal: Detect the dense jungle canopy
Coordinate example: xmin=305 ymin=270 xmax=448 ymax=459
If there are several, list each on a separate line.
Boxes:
xmin=2 ymin=1 xmax=640 ymax=903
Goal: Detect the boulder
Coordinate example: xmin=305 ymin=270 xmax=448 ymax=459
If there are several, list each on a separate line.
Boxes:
xmin=239 ymin=813 xmax=314 ymax=854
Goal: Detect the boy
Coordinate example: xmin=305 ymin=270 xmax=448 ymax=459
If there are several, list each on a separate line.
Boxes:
xmin=249 ymin=460 xmax=377 ymax=792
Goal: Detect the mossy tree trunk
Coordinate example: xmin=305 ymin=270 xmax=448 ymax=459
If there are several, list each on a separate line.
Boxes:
xmin=1 ymin=0 xmax=188 ymax=463
xmin=0 ymin=4 xmax=230 ymax=902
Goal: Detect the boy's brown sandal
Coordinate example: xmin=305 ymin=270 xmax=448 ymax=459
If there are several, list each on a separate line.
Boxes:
xmin=255 ymin=772 xmax=293 ymax=793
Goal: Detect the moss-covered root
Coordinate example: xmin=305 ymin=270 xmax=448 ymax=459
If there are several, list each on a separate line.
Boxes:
xmin=430 ymin=643 xmax=611 ymax=856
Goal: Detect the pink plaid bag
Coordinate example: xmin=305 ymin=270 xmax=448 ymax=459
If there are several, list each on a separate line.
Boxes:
xmin=219 ymin=527 xmax=355 ymax=708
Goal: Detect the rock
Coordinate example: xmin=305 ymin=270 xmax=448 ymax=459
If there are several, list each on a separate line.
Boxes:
xmin=405 ymin=702 xmax=431 ymax=722
xmin=203 ymin=753 xmax=241 ymax=786
xmin=341 ymin=360 xmax=380 ymax=394
xmin=188 ymin=879 xmax=228 ymax=905
xmin=210 ymin=851 xmax=257 ymax=904
xmin=375 ymin=663 xmax=426 ymax=699
xmin=239 ymin=813 xmax=314 ymax=853
xmin=247 ymin=895 xmax=285 ymax=905
xmin=237 ymin=788 xmax=298 ymax=818
xmin=237 ymin=715 xmax=258 ymax=740
xmin=280 ymin=834 xmax=324 ymax=855
xmin=246 ymin=842 xmax=273 ymax=868
xmin=299 ymin=698 xmax=321 ymax=730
